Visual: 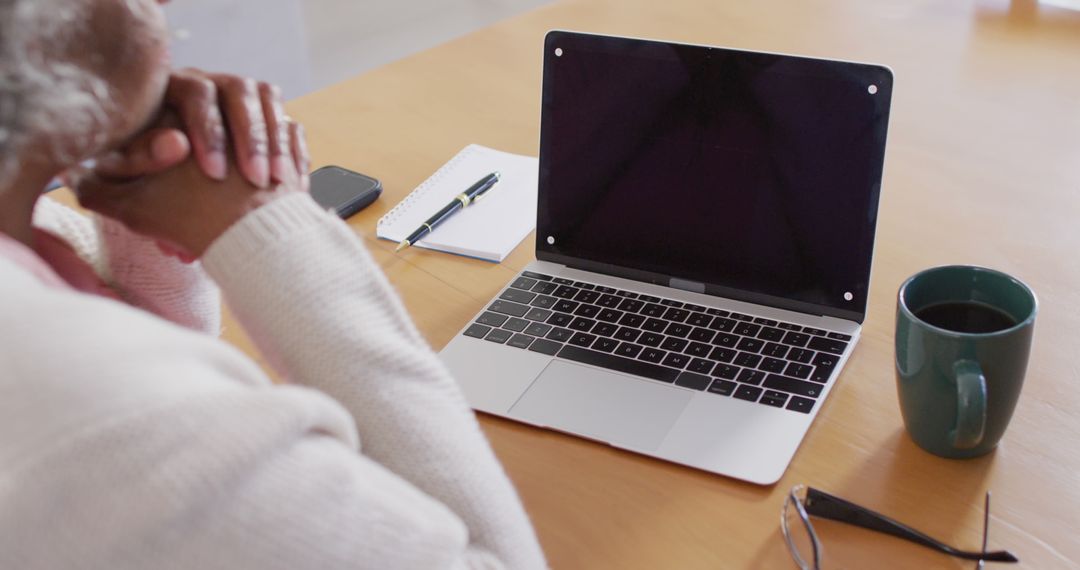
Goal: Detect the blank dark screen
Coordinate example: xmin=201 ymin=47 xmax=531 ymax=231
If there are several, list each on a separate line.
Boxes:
xmin=536 ymin=34 xmax=891 ymax=318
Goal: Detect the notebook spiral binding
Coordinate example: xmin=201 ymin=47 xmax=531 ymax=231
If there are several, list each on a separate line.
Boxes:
xmin=376 ymin=145 xmax=478 ymax=229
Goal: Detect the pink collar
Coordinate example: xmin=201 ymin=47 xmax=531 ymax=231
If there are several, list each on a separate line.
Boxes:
xmin=0 ymin=228 xmax=120 ymax=299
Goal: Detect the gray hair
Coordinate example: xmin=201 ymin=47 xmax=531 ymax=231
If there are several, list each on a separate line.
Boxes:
xmin=0 ymin=0 xmax=114 ymax=188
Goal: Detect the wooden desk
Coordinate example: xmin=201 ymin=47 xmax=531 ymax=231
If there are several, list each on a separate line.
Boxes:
xmin=275 ymin=1 xmax=1080 ymax=567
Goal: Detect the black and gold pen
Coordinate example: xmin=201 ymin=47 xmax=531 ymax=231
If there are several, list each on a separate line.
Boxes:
xmin=395 ymin=172 xmax=501 ymax=252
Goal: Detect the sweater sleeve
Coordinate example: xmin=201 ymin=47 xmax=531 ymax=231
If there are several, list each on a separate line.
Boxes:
xmin=200 ymin=193 xmax=547 ymax=569
xmin=31 ymin=196 xmax=221 ymax=334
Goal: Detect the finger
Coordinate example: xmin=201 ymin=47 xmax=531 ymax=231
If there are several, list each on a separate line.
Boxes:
xmin=165 ymin=70 xmax=227 ymax=180
xmin=94 ymin=128 xmax=190 ymax=180
xmin=259 ymin=82 xmax=293 ymax=184
xmin=289 ymin=121 xmax=311 ymax=192
xmin=71 ymin=173 xmax=132 ymax=222
xmin=210 ymin=73 xmax=269 ymax=187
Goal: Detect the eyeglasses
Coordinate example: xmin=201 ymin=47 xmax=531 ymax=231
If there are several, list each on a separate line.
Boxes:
xmin=781 ymin=485 xmax=1019 ymax=569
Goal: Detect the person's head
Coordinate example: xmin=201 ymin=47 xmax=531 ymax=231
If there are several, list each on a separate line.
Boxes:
xmin=0 ymin=0 xmax=171 ymax=188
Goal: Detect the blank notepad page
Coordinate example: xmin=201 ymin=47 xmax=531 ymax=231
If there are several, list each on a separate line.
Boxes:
xmin=376 ymin=144 xmax=538 ymax=262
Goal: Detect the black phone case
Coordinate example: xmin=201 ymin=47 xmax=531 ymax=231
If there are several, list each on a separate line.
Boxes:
xmin=310 ymin=166 xmax=382 ymax=219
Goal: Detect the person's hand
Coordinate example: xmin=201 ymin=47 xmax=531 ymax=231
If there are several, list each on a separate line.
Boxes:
xmin=73 ymin=114 xmax=311 ymax=261
xmin=90 ymin=68 xmax=309 ymax=189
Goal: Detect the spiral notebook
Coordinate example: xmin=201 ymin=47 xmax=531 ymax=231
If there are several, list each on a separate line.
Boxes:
xmin=377 ymin=144 xmax=539 ymax=262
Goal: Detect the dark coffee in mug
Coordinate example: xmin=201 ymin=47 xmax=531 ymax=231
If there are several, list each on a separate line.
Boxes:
xmin=914 ymin=301 xmax=1018 ymax=334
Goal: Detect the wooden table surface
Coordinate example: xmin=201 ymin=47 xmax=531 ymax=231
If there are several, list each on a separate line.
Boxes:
xmin=269 ymin=0 xmax=1080 ymax=567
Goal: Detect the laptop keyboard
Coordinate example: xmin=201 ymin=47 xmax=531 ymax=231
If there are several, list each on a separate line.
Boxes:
xmin=460 ymin=271 xmax=851 ymax=414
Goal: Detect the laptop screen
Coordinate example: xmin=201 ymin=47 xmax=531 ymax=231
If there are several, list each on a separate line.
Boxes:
xmin=536 ymin=32 xmax=892 ymax=321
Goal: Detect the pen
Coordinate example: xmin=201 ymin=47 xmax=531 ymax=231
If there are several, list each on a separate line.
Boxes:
xmin=395 ymin=171 xmax=501 ymax=252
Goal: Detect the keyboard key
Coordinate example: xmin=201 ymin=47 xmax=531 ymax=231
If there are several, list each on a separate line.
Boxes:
xmin=675 ymin=371 xmax=712 ymax=391
xmin=552 ymin=277 xmax=574 ymax=285
xmin=639 ymin=332 xmax=664 ymax=347
xmin=503 ymin=317 xmax=529 ymax=332
xmin=777 ymin=322 xmax=803 ymax=331
xmin=810 ymin=366 xmax=834 ymax=383
xmin=781 ymin=331 xmax=811 ymax=347
xmin=477 ymin=311 xmax=509 ymax=327
xmin=531 ymin=281 xmax=558 ymax=295
xmin=617 ymin=299 xmax=645 ymax=313
xmin=808 ymin=336 xmax=848 ymax=355
xmin=737 ymin=369 xmax=765 ymax=385
xmin=705 ymin=308 xmax=730 ymax=317
xmin=643 ymin=318 xmax=668 ymax=333
xmin=736 ymin=338 xmax=764 ymax=353
xmin=787 ymin=396 xmax=816 ymax=414
xmin=597 ymin=294 xmax=622 ymax=308
xmin=753 ymin=317 xmax=778 ymax=326
xmin=524 ymin=322 xmax=553 ymax=337
xmin=758 ymin=326 xmax=785 ymax=342
xmin=813 ymin=353 xmax=839 ymax=368
xmin=615 ymin=342 xmax=644 ymax=358
xmin=764 ymin=374 xmax=824 ymax=398
xmin=530 ymin=295 xmax=557 ymax=309
xmin=688 ymin=327 xmax=715 ymax=343
xmin=734 ymin=322 xmax=761 ymax=337
xmin=684 ymin=303 xmax=707 ymax=312
xmin=546 ymin=327 xmax=573 ymax=342
xmin=787 ymin=348 xmax=814 ymax=363
xmin=595 ymin=286 xmax=617 ymax=294
xmin=759 ymin=357 xmax=787 ymax=373
xmin=685 ymin=342 xmax=712 ymax=358
xmin=553 ymin=285 xmax=579 ymax=299
xmin=614 ymin=327 xmax=642 ymax=342
xmin=709 ymin=317 xmax=736 ymax=332
xmin=552 ymin=299 xmax=579 ymax=314
xmin=734 ymin=352 xmax=762 ymax=367
xmin=660 ymin=299 xmax=684 ymax=308
xmin=508 ymin=334 xmax=535 ymax=349
xmin=574 ymin=304 xmax=600 ymax=318
xmin=734 ymin=385 xmax=763 ymax=402
xmin=569 ymin=332 xmax=598 ymax=347
xmin=686 ymin=312 xmax=712 ymax=327
xmin=641 ymin=303 xmax=666 ymax=317
xmin=712 ymin=332 xmax=740 ymax=347
xmin=511 ymin=277 xmax=538 ymax=290
xmin=708 ymin=346 xmax=737 ymax=363
xmin=660 ymin=337 xmax=689 ymax=352
xmin=464 ymin=323 xmax=492 ymax=338
xmin=687 ymin=358 xmax=715 ymax=374
xmin=522 ymin=271 xmax=553 ymax=281
xmin=662 ymin=353 xmax=691 ymax=369
xmin=803 ymin=327 xmax=828 ymax=336
xmin=569 ymin=317 xmax=597 ymax=331
xmin=730 ymin=312 xmax=753 ymax=322
xmin=663 ymin=308 xmax=690 ymax=322
xmin=557 ymin=345 xmax=678 ymax=383
xmin=715 ymin=364 xmax=740 ymax=379
xmin=639 ymin=294 xmax=661 ymax=303
xmin=592 ymin=322 xmax=619 ymax=337
xmin=665 ymin=323 xmax=692 ymax=338
xmin=489 ymin=300 xmax=529 ymax=318
xmin=619 ymin=314 xmax=646 ymax=328
xmin=597 ymin=309 xmax=624 ymax=323
xmin=547 ymin=313 xmax=573 ymax=328
xmin=707 ymin=379 xmax=737 ymax=396
xmin=573 ymin=281 xmax=595 ymax=290
xmin=528 ymin=338 xmax=562 ymax=355
xmin=760 ymin=390 xmax=789 ymax=408
xmin=785 ymin=363 xmax=813 ymax=379
xmin=639 ymin=348 xmax=667 ymax=364
xmin=616 ymin=290 xmax=638 ymax=298
xmin=762 ymin=342 xmax=789 ymax=358
xmin=524 ymin=308 xmax=553 ymax=322
xmin=828 ymin=332 xmax=853 ymax=341
xmin=591 ymin=337 xmax=619 ymax=353
xmin=485 ymin=329 xmax=512 ymax=344
xmin=574 ymin=290 xmax=601 ymax=304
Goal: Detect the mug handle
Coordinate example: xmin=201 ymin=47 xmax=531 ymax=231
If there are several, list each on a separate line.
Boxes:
xmin=949 ymin=360 xmax=987 ymax=449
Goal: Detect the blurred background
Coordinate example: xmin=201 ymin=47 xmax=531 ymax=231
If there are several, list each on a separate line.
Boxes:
xmin=163 ymin=0 xmax=552 ymax=99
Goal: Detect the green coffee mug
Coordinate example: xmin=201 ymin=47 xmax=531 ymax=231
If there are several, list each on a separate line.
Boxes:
xmin=895 ymin=265 xmax=1037 ymax=458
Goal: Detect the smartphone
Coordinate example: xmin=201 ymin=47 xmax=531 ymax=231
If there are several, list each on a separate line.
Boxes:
xmin=309 ymin=165 xmax=382 ymax=218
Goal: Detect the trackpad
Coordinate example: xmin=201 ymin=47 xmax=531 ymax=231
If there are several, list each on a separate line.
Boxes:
xmin=509 ymin=360 xmax=692 ymax=452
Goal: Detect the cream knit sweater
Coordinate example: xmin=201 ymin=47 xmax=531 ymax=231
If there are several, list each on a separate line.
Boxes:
xmin=0 ymin=193 xmax=547 ymax=569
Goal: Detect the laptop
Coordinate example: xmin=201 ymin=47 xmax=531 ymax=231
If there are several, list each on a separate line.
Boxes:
xmin=440 ymin=31 xmax=893 ymax=485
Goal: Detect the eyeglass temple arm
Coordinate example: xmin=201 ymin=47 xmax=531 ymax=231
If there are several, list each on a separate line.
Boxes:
xmin=803 ymin=487 xmax=1018 ymax=563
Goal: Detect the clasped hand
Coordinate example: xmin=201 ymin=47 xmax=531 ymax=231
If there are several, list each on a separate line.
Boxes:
xmin=71 ymin=68 xmax=311 ymax=261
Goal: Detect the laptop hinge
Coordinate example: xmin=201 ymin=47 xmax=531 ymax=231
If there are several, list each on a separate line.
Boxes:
xmin=669 ymin=277 xmax=706 ymax=294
